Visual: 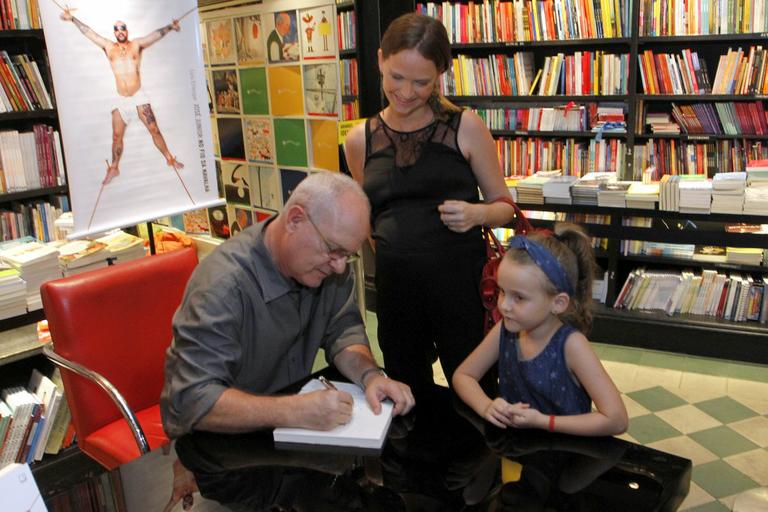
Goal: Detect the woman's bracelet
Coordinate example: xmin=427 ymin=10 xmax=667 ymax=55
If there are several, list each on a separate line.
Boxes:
xmin=548 ymin=414 xmax=556 ymax=432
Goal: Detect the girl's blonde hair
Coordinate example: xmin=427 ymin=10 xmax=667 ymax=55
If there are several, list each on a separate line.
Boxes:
xmin=505 ymin=223 xmax=598 ymax=333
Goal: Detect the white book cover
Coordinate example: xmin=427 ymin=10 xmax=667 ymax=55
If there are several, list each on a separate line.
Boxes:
xmin=273 ymin=379 xmax=394 ymax=451
xmin=28 ymin=369 xmax=62 ymax=462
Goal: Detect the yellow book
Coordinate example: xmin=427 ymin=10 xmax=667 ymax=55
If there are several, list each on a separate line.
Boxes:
xmin=653 ymin=0 xmax=661 ymax=36
xmin=531 ymin=0 xmax=541 ymax=40
xmin=614 ymin=0 xmax=622 ymax=37
xmin=744 ymin=0 xmax=752 ymax=33
xmin=452 ymin=57 xmax=462 ymax=95
xmin=528 ymin=68 xmax=543 ymax=95
xmin=601 ymin=0 xmax=614 ymax=38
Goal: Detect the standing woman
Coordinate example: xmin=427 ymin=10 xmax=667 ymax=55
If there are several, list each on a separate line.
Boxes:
xmin=344 ymin=12 xmax=516 ymax=402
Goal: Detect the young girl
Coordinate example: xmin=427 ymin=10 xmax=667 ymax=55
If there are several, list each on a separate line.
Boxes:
xmin=453 ymin=223 xmax=628 ymax=436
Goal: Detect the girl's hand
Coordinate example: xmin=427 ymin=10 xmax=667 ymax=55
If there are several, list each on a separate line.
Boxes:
xmin=438 ymin=200 xmax=481 ymax=232
xmin=508 ymin=404 xmax=546 ymax=430
xmin=482 ymin=399 xmax=529 ymax=428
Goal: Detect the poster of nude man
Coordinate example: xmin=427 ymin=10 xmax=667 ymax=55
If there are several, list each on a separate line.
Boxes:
xmin=39 ymin=0 xmax=221 ymax=238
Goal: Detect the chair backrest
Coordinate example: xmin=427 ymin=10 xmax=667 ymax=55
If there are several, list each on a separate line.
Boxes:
xmin=41 ymin=247 xmax=198 ymax=442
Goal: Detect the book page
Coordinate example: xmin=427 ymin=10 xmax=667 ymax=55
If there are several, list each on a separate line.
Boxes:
xmin=273 ymin=379 xmax=393 ymax=450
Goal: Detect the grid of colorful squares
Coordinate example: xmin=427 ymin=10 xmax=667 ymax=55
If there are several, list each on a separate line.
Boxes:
xmin=198 ymin=2 xmax=344 ymax=239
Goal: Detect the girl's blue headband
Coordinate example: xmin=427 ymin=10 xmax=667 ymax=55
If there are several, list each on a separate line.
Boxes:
xmin=507 ymin=236 xmax=574 ymax=296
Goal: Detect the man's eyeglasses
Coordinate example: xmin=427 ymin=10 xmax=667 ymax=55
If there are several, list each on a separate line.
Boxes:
xmin=114 ymin=24 xmax=127 ymax=31
xmin=305 ymin=212 xmax=356 ymax=262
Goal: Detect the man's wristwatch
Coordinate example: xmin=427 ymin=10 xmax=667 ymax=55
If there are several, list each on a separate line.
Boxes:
xmin=359 ymin=367 xmax=387 ymax=388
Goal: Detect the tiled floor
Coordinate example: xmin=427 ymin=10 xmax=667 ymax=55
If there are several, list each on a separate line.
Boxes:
xmin=355 ymin=311 xmax=768 ymax=512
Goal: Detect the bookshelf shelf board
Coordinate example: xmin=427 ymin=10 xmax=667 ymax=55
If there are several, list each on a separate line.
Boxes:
xmin=0 ymin=29 xmax=45 ymax=39
xmin=451 ymin=37 xmax=631 ymax=51
xmin=592 ymin=304 xmax=768 ymax=363
xmin=342 ymin=94 xmax=358 ymax=102
xmin=619 ymin=254 xmax=768 ymax=273
xmin=516 ymin=202 xmax=768 ymax=225
xmin=336 ymin=0 xmax=355 ymax=11
xmin=491 ymin=129 xmax=627 ymax=139
xmin=637 ymin=33 xmax=768 ymax=45
xmin=449 ymin=95 xmax=628 ymax=104
xmin=637 ymin=94 xmax=768 ymax=102
xmin=0 ymin=185 xmax=68 ymax=203
xmin=0 ymin=109 xmax=57 ymax=122
xmin=0 ymin=322 xmax=44 ymax=367
xmin=634 ymin=133 xmax=768 ymax=141
xmin=339 ymin=48 xmax=356 ymax=58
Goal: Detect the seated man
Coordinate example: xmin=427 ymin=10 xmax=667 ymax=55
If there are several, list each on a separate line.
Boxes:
xmin=161 ymin=172 xmax=414 ymax=437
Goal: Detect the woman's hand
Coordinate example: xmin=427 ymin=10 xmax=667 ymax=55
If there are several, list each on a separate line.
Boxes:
xmin=438 ymin=200 xmax=483 ymax=232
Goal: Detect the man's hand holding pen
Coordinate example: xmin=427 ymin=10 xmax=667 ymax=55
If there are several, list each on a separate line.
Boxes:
xmin=294 ymin=377 xmax=354 ymax=430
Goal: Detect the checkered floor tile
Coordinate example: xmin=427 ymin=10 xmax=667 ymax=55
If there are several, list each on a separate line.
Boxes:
xmin=606 ymin=366 xmax=768 ymax=511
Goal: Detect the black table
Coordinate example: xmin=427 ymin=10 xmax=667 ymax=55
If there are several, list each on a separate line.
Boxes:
xmin=174 ymin=380 xmax=691 ymax=511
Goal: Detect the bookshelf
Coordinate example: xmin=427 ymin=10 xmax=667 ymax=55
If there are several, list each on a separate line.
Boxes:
xmin=352 ymin=1 xmax=768 ymax=364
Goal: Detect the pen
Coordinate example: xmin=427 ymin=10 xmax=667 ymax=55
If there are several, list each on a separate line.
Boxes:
xmin=318 ymin=375 xmax=337 ymax=391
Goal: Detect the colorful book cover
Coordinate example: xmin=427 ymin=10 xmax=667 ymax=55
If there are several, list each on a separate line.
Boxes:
xmin=207 ymin=205 xmax=230 ymax=239
xmin=299 ymin=6 xmax=336 ymax=60
xmin=239 ymin=67 xmax=269 ymax=115
xmin=274 ymin=118 xmax=308 ymax=167
xmin=280 ymin=168 xmax=308 ymax=204
xmin=246 ymin=165 xmax=263 ymax=206
xmin=227 ymin=204 xmax=253 ymax=236
xmin=264 ymin=10 xmax=300 ymax=63
xmin=217 ymin=117 xmax=246 ymax=161
xmin=182 ymin=209 xmax=211 ymax=234
xmin=253 ymin=207 xmax=277 ymax=226
xmin=234 ymin=14 xmax=265 ymax=66
xmin=258 ymin=166 xmax=281 ymax=210
xmin=303 ymin=63 xmax=338 ymax=116
xmin=206 ymin=19 xmax=236 ymax=65
xmin=222 ymin=162 xmax=250 ymax=205
xmin=244 ymin=117 xmax=274 ymax=163
xmin=310 ymin=119 xmax=339 ymax=171
xmin=212 ymin=69 xmax=240 ymax=114
xmin=268 ymin=65 xmax=303 ymax=116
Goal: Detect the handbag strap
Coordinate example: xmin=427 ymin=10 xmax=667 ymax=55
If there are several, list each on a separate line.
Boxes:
xmin=483 ymin=225 xmax=504 ymax=259
xmin=488 ymin=196 xmax=534 ymax=235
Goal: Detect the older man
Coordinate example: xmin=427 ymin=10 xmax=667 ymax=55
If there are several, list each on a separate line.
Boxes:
xmin=161 ymin=172 xmax=414 ymax=437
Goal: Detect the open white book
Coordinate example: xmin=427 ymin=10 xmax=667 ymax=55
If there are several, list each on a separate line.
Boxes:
xmin=273 ymin=379 xmax=393 ymax=451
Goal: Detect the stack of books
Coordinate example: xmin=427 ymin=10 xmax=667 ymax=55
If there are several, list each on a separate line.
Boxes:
xmin=542 ymin=175 xmax=577 ymax=204
xmin=625 ymin=182 xmax=659 ymax=209
xmin=711 ymin=172 xmax=746 ymax=214
xmin=0 ymin=238 xmax=60 ymax=311
xmin=726 ymin=247 xmax=764 ymax=266
xmin=571 ymin=172 xmax=616 ymax=205
xmin=516 ymin=175 xmax=550 ymax=205
xmin=646 ymin=112 xmax=680 ymax=134
xmin=0 ymin=264 xmax=26 ymax=320
xmin=678 ymin=179 xmax=712 ymax=214
xmin=597 ymin=182 xmax=632 ymax=207
xmin=50 ymin=239 xmax=109 ymax=276
xmin=94 ymin=230 xmax=146 ymax=264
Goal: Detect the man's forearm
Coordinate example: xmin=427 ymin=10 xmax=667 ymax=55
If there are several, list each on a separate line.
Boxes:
xmin=139 ymin=22 xmax=178 ymax=48
xmin=194 ymin=388 xmax=295 ymax=433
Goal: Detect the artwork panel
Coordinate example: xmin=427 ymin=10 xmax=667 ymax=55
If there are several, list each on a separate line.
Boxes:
xmin=217 ymin=117 xmax=246 ymax=161
xmin=267 ymin=66 xmax=303 ymax=116
xmin=274 ymin=118 xmax=308 ymax=168
xmin=310 ymin=119 xmax=339 ymax=171
xmin=299 ymin=6 xmax=337 ymax=60
xmin=212 ymin=68 xmax=241 ymax=114
xmin=239 ymin=67 xmax=269 ymax=115
xmin=303 ymin=63 xmax=338 ymax=116
xmin=234 ymin=14 xmax=265 ymax=66
xmin=244 ymin=116 xmax=274 ymax=164
xmin=263 ymin=10 xmax=300 ymax=63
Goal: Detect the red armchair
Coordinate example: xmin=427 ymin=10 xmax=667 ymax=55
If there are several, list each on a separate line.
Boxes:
xmin=40 ymin=247 xmax=197 ymax=470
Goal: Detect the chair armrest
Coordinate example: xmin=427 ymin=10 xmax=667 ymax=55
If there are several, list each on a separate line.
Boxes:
xmin=42 ymin=343 xmax=150 ymax=454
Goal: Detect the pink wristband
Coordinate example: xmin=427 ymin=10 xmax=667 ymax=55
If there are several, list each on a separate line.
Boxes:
xmin=548 ymin=414 xmax=555 ymax=432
